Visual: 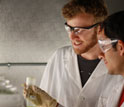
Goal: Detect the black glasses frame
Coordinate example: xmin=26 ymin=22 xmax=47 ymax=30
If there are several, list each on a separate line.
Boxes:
xmin=65 ymin=22 xmax=100 ymax=31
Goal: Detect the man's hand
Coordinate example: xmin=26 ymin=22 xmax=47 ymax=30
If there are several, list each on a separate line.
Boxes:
xmin=23 ymin=84 xmax=58 ymax=107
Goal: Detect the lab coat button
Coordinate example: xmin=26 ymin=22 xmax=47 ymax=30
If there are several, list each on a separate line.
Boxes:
xmin=88 ymin=72 xmax=91 ymax=75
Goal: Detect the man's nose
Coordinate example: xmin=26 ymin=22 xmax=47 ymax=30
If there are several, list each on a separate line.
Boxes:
xmin=98 ymin=51 xmax=105 ymax=59
xmin=69 ymin=32 xmax=79 ymax=40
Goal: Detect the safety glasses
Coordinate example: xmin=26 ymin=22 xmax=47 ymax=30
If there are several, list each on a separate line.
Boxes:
xmin=64 ymin=22 xmax=99 ymax=35
xmin=98 ymin=38 xmax=118 ymax=53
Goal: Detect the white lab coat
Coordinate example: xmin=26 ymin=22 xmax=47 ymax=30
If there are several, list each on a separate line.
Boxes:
xmin=96 ymin=76 xmax=124 ymax=107
xmin=40 ymin=46 xmax=81 ymax=107
xmin=77 ymin=71 xmax=123 ymax=107
xmin=40 ymin=46 xmax=110 ymax=107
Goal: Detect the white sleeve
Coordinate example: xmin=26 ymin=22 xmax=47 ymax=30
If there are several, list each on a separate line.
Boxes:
xmin=40 ymin=49 xmax=59 ymax=89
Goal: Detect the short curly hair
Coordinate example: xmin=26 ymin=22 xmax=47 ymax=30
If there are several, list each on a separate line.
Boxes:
xmin=62 ymin=0 xmax=108 ymax=23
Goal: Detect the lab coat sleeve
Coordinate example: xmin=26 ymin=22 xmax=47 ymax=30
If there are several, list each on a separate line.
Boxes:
xmin=40 ymin=47 xmax=65 ymax=106
xmin=40 ymin=46 xmax=81 ymax=107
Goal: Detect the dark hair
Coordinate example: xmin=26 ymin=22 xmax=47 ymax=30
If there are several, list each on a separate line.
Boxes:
xmin=101 ymin=10 xmax=124 ymax=42
xmin=62 ymin=0 xmax=108 ymax=23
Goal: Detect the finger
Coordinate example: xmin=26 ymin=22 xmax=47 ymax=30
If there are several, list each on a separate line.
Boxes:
xmin=32 ymin=85 xmax=42 ymax=93
xmin=24 ymin=83 xmax=26 ymax=87
xmin=23 ymin=84 xmax=31 ymax=98
xmin=23 ymin=83 xmax=28 ymax=90
xmin=23 ymin=90 xmax=27 ymax=98
xmin=27 ymin=86 xmax=35 ymax=96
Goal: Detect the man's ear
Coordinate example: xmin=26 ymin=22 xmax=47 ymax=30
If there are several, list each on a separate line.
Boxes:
xmin=118 ymin=40 xmax=124 ymax=56
xmin=97 ymin=25 xmax=101 ymax=34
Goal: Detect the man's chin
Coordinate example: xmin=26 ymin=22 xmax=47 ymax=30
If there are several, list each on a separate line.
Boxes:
xmin=73 ymin=48 xmax=86 ymax=55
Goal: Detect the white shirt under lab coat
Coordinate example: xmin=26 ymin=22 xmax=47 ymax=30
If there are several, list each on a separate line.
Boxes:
xmin=40 ymin=46 xmax=123 ymax=107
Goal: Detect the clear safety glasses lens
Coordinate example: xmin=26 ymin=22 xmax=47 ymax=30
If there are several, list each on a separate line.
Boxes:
xmin=98 ymin=39 xmax=118 ymax=53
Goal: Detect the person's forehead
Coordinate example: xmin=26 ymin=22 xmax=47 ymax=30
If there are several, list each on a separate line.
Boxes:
xmin=67 ymin=13 xmax=95 ymax=27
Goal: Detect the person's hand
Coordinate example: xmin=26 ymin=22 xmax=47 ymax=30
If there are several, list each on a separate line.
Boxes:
xmin=23 ymin=83 xmax=58 ymax=107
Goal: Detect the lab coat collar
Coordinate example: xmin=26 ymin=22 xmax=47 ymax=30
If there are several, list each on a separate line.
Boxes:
xmin=91 ymin=60 xmax=108 ymax=78
xmin=66 ymin=48 xmax=82 ymax=89
xmin=83 ymin=59 xmax=108 ymax=89
xmin=66 ymin=49 xmax=108 ymax=90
